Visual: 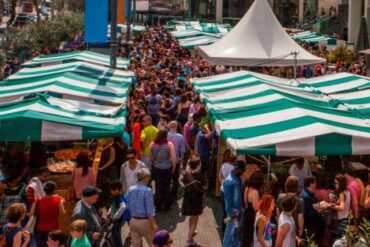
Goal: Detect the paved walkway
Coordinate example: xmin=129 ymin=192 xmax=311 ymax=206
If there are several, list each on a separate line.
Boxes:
xmin=122 ymin=192 xmax=223 ymax=247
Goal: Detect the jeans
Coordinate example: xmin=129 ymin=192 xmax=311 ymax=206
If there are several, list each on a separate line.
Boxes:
xmin=222 ymin=217 xmax=240 ymax=247
xmin=200 ymin=155 xmax=210 ymax=177
xmin=112 ymin=221 xmax=124 ymax=247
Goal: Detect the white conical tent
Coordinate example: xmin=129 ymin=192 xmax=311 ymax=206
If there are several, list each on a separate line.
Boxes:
xmin=196 ymin=0 xmax=326 ymax=66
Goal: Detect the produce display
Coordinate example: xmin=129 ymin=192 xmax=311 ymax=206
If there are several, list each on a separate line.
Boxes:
xmin=47 ymin=148 xmax=91 ymax=173
xmin=54 ymin=148 xmax=91 ymax=160
xmin=47 ymin=159 xmax=76 ymax=173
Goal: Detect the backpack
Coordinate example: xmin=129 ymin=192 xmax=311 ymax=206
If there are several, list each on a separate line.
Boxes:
xmin=121 ymin=194 xmax=131 ymax=222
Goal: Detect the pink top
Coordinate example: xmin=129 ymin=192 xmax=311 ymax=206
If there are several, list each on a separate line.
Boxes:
xmin=347 ymin=177 xmax=360 ymax=201
xmin=72 ymin=167 xmax=97 ymax=199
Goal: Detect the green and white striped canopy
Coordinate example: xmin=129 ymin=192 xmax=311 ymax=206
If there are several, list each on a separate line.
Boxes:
xmin=171 ymin=29 xmax=224 ymax=39
xmin=9 ymin=62 xmax=134 ymax=83
xmin=21 ymin=51 xmax=130 ymax=69
xmin=0 ymin=71 xmax=129 ymax=105
xmin=192 ymin=71 xmax=370 ymax=156
xmin=179 ymin=36 xmax=220 ymax=49
xmin=292 ymin=31 xmax=336 ymax=44
xmin=0 ymin=95 xmax=126 ymax=142
xmin=298 ymin=73 xmax=370 ymax=113
xmin=170 ymin=21 xmax=231 ymax=34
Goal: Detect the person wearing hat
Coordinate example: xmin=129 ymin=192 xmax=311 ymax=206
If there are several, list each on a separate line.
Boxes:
xmin=71 ymin=186 xmax=103 ymax=245
xmin=150 ymin=230 xmax=173 ymax=247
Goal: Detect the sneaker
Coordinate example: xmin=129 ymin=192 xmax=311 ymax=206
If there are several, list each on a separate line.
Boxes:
xmin=186 ymin=239 xmax=197 ymax=247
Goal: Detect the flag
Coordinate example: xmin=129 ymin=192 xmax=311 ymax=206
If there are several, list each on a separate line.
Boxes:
xmin=85 ymin=0 xmax=108 ymax=43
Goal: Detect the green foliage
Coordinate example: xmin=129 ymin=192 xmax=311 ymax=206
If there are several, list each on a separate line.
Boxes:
xmin=358 ymin=219 xmax=370 ymax=245
xmin=327 ymin=44 xmax=357 ymax=64
xmin=302 ymin=230 xmax=318 ymax=247
xmin=2 ymin=11 xmax=84 ymax=59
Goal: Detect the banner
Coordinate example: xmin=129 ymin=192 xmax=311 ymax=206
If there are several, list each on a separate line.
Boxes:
xmin=125 ymin=0 xmax=132 ymax=18
xmin=85 ymin=0 xmax=108 ymax=43
xmin=118 ymin=0 xmax=125 ymax=24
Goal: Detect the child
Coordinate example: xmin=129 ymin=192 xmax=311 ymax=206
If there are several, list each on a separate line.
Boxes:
xmin=70 ymin=220 xmax=91 ymax=247
xmin=276 ymin=195 xmax=299 ymax=247
xmin=109 ymin=180 xmax=130 ymax=247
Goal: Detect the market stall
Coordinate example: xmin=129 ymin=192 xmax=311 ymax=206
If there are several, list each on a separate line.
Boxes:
xmin=21 ymin=50 xmax=131 ymax=69
xmin=8 ymin=61 xmax=134 ymax=82
xmin=192 ymin=70 xmax=370 ymax=193
xmin=0 ymin=75 xmax=129 ymax=106
xmin=0 ymin=53 xmax=133 ymax=232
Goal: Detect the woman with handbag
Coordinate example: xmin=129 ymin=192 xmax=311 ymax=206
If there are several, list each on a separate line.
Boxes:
xmin=181 ymin=158 xmax=205 ymax=247
xmin=29 ymin=181 xmax=65 ymax=247
xmin=1 ymin=203 xmax=30 ymax=247
xmin=149 ymin=130 xmax=176 ymax=211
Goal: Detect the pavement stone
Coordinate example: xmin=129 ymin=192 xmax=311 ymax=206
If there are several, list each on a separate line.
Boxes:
xmin=122 ymin=191 xmax=223 ymax=247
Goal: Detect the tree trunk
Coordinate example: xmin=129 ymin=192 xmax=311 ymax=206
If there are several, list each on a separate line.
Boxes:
xmin=51 ymin=0 xmax=55 ymax=19
xmin=33 ymin=0 xmax=41 ymax=22
xmin=8 ymin=0 xmax=17 ymax=26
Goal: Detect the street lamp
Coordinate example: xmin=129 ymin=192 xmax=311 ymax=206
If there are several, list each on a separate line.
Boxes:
xmin=110 ymin=0 xmax=117 ymax=69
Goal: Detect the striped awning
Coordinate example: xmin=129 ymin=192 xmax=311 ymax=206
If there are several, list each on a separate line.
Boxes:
xmin=21 ymin=51 xmax=130 ymax=69
xmin=0 ymin=71 xmax=129 ymax=104
xmin=0 ymin=95 xmax=126 ymax=141
xmin=179 ymin=36 xmax=220 ymax=49
xmin=292 ymin=31 xmax=336 ymax=44
xmin=9 ymin=61 xmax=134 ymax=83
xmin=192 ymin=71 xmax=370 ymax=156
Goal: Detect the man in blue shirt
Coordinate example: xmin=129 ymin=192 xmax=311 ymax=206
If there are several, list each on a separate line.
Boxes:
xmin=222 ymin=161 xmax=246 ymax=247
xmin=195 ymin=124 xmax=212 ymax=177
xmin=167 ymin=121 xmax=186 ymax=200
xmin=127 ymin=168 xmax=157 ymax=247
xmin=300 ymin=176 xmax=325 ymax=246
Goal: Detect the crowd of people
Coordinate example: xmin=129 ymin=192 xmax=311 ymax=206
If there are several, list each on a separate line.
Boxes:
xmin=221 ymin=156 xmax=370 ymax=247
xmin=0 ymin=23 xmax=370 ymax=247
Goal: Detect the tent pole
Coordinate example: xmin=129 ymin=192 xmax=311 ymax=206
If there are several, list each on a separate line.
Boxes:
xmin=267 ymin=155 xmax=271 ymax=187
xmin=261 ymin=155 xmax=271 ymax=187
xmin=292 ymin=51 xmax=298 ymax=80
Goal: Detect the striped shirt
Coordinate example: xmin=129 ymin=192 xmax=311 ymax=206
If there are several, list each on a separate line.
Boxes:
xmin=150 ymin=143 xmax=173 ymax=169
xmin=127 ymin=183 xmax=155 ymax=218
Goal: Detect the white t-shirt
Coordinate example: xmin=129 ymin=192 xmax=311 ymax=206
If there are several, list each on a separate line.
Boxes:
xmin=278 ymin=213 xmax=296 ymax=247
xmin=220 ymin=162 xmax=234 ymax=192
xmin=337 ymin=190 xmax=351 ymax=220
xmin=125 ymin=165 xmax=141 ymax=190
xmin=289 ymin=159 xmax=312 ymax=192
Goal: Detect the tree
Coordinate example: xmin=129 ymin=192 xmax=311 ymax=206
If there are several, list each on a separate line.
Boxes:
xmin=33 ymin=0 xmax=41 ymax=22
xmin=64 ymin=0 xmax=83 ymax=12
xmin=2 ymin=11 xmax=84 ymax=58
xmin=8 ymin=0 xmax=18 ymax=26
